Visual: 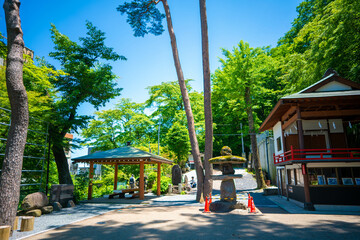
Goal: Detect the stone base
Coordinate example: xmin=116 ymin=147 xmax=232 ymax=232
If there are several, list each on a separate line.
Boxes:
xmin=209 ymin=201 xmax=247 ymax=212
xmin=220 ymin=179 xmax=236 ymax=202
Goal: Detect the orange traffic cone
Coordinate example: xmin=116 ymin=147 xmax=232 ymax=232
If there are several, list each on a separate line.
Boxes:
xmin=247 ymin=193 xmax=251 ymax=208
xmin=249 ymin=197 xmax=256 ymax=213
xmin=203 ymin=196 xmax=210 ymax=213
xmin=209 ymin=193 xmax=212 ymax=204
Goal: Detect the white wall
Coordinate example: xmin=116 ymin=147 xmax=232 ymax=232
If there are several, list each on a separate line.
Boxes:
xmin=273 ymin=121 xmax=284 ymax=156
xmin=316 ymin=81 xmax=351 ymax=92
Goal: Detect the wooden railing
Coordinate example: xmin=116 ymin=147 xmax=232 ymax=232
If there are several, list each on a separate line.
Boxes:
xmin=273 ymin=146 xmax=360 ymax=164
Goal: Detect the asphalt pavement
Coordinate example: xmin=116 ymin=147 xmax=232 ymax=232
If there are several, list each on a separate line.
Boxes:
xmin=11 ymin=168 xmax=360 ymax=239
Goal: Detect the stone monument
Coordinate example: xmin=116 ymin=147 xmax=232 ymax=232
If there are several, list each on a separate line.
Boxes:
xmin=209 ymin=146 xmax=246 ymax=212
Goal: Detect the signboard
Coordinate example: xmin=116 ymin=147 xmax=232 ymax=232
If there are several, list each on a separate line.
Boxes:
xmin=327 ymin=177 xmax=338 ymax=185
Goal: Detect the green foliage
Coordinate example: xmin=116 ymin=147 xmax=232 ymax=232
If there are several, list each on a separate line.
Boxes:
xmin=166 ymin=122 xmax=190 ymax=168
xmin=146 ymin=80 xmax=205 ymax=151
xmin=117 ymin=0 xmax=165 ymax=37
xmin=82 ymin=98 xmax=154 ymax=151
xmin=212 ymin=41 xmax=280 ymax=155
xmin=147 ymin=171 xmax=157 ymax=189
xmin=48 ymin=22 xmax=126 ymax=183
xmin=278 ymin=0 xmax=335 ymax=48
xmin=151 ymin=175 xmax=171 ymax=194
xmin=73 ymin=172 xmax=89 ymax=202
xmin=49 ymin=22 xmax=126 ymax=134
xmin=279 ymin=0 xmax=360 ymax=92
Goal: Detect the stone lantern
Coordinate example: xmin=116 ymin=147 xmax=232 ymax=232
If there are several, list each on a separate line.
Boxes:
xmin=209 ymin=146 xmax=246 ymax=212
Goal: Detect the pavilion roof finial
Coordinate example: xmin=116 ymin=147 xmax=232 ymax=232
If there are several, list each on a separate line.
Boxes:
xmin=323 ymin=68 xmax=339 ymax=78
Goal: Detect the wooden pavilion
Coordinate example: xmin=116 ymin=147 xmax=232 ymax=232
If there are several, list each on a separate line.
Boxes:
xmin=72 ymin=146 xmax=173 ymax=200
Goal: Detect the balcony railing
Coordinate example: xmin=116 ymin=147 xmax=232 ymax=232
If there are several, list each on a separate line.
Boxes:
xmin=273 ymin=146 xmax=360 ymax=165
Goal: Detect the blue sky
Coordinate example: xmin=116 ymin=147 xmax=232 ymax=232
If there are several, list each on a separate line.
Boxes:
xmin=0 ymin=0 xmax=302 ymax=157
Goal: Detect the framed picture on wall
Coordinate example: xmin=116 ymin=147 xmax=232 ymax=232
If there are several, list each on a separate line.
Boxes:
xmin=317 ymin=175 xmax=326 ymax=185
xmin=355 ymin=178 xmax=360 ymax=185
xmin=327 ymin=177 xmax=338 ymax=185
xmin=342 ymin=178 xmax=354 ymax=185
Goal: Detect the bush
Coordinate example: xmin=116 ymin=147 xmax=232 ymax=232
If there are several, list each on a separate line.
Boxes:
xmin=147 ymin=172 xmax=157 ymax=189
xmin=151 ymin=176 xmax=171 ymax=194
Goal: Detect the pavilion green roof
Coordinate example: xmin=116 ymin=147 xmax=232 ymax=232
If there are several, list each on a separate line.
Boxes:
xmin=72 ymin=146 xmax=173 ymax=165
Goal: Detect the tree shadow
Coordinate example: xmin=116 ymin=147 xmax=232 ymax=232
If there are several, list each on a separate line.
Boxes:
xmin=28 ymin=206 xmax=360 ymax=240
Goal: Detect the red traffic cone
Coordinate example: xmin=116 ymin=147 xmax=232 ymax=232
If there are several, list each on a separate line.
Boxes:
xmin=247 ymin=193 xmax=251 ymax=208
xmin=203 ymin=196 xmax=210 ymax=213
xmin=209 ymin=193 xmax=212 ymax=204
xmin=250 ymin=197 xmax=256 ymax=213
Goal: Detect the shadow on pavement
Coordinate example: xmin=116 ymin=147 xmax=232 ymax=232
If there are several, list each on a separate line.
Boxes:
xmin=28 ymin=206 xmax=360 ymax=240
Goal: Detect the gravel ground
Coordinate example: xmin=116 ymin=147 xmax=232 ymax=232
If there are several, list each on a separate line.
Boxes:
xmin=11 ymin=204 xmax=130 ymax=240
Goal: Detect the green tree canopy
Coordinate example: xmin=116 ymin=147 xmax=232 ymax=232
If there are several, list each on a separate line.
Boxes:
xmin=166 ymin=121 xmax=190 ymax=168
xmin=82 ymin=98 xmax=154 ymax=152
xmin=49 ymin=22 xmax=126 ymax=184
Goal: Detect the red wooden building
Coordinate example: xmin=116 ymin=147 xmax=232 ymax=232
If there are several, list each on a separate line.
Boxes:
xmin=260 ymin=70 xmax=360 ymax=210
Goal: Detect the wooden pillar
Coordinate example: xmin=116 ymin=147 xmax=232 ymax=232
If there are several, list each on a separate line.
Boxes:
xmin=297 ymin=107 xmax=314 ymax=210
xmin=302 ymin=163 xmax=315 ymax=210
xmin=114 ymin=163 xmax=118 ymax=190
xmin=139 ymin=161 xmax=144 ymax=200
xmin=157 ymin=163 xmax=161 ymax=196
xmin=281 ymin=120 xmax=287 ymax=152
xmin=88 ymin=162 xmax=94 ymax=200
xmin=296 ymin=106 xmax=305 ymax=150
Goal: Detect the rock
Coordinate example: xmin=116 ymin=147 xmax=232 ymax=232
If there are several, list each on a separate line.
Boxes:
xmin=67 ymin=200 xmax=75 ymax=208
xmin=41 ymin=206 xmax=53 ymax=214
xmin=21 ymin=192 xmax=49 ymax=211
xmin=168 ymin=184 xmax=173 ymax=194
xmin=171 ymin=165 xmax=182 ymax=185
xmin=220 ymin=179 xmax=237 ymax=202
xmin=232 ymin=202 xmax=247 ymax=210
xmin=209 ymin=201 xmax=234 ymax=212
xmin=50 ymin=184 xmax=74 ymax=207
xmin=184 ymin=175 xmax=188 ymax=185
xmin=53 ymin=202 xmax=62 ymax=211
xmin=25 ymin=209 xmax=42 ymax=217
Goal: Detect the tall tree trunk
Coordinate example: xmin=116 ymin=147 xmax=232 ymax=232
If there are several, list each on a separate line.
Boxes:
xmin=50 ymin=127 xmax=73 ymax=184
xmin=245 ymin=87 xmax=265 ymax=189
xmin=161 ymin=0 xmax=204 ymax=201
xmin=0 ymin=0 xmax=29 ymax=234
xmin=199 ymin=0 xmax=213 ymax=198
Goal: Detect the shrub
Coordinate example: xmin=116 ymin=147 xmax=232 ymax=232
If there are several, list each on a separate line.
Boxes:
xmin=147 ymin=172 xmax=157 ymax=189
xmin=151 ymin=176 xmax=171 ymax=194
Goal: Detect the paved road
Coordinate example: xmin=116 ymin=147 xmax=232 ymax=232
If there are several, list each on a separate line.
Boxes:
xmin=26 ymin=205 xmax=360 ymax=240
xmin=14 ymin=168 xmax=360 ymax=239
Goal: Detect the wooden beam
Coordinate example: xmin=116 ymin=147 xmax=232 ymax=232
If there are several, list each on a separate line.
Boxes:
xmin=114 ymin=163 xmax=118 ymax=190
xmin=157 ymin=163 xmax=161 ymax=196
xmin=88 ymin=162 xmax=94 ymax=200
xmin=281 ymin=106 xmax=296 ymax=122
xmin=139 ymin=161 xmax=144 ymax=200
xmin=282 ymin=113 xmax=297 ymax=130
xmin=301 ymin=109 xmax=360 ymax=118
